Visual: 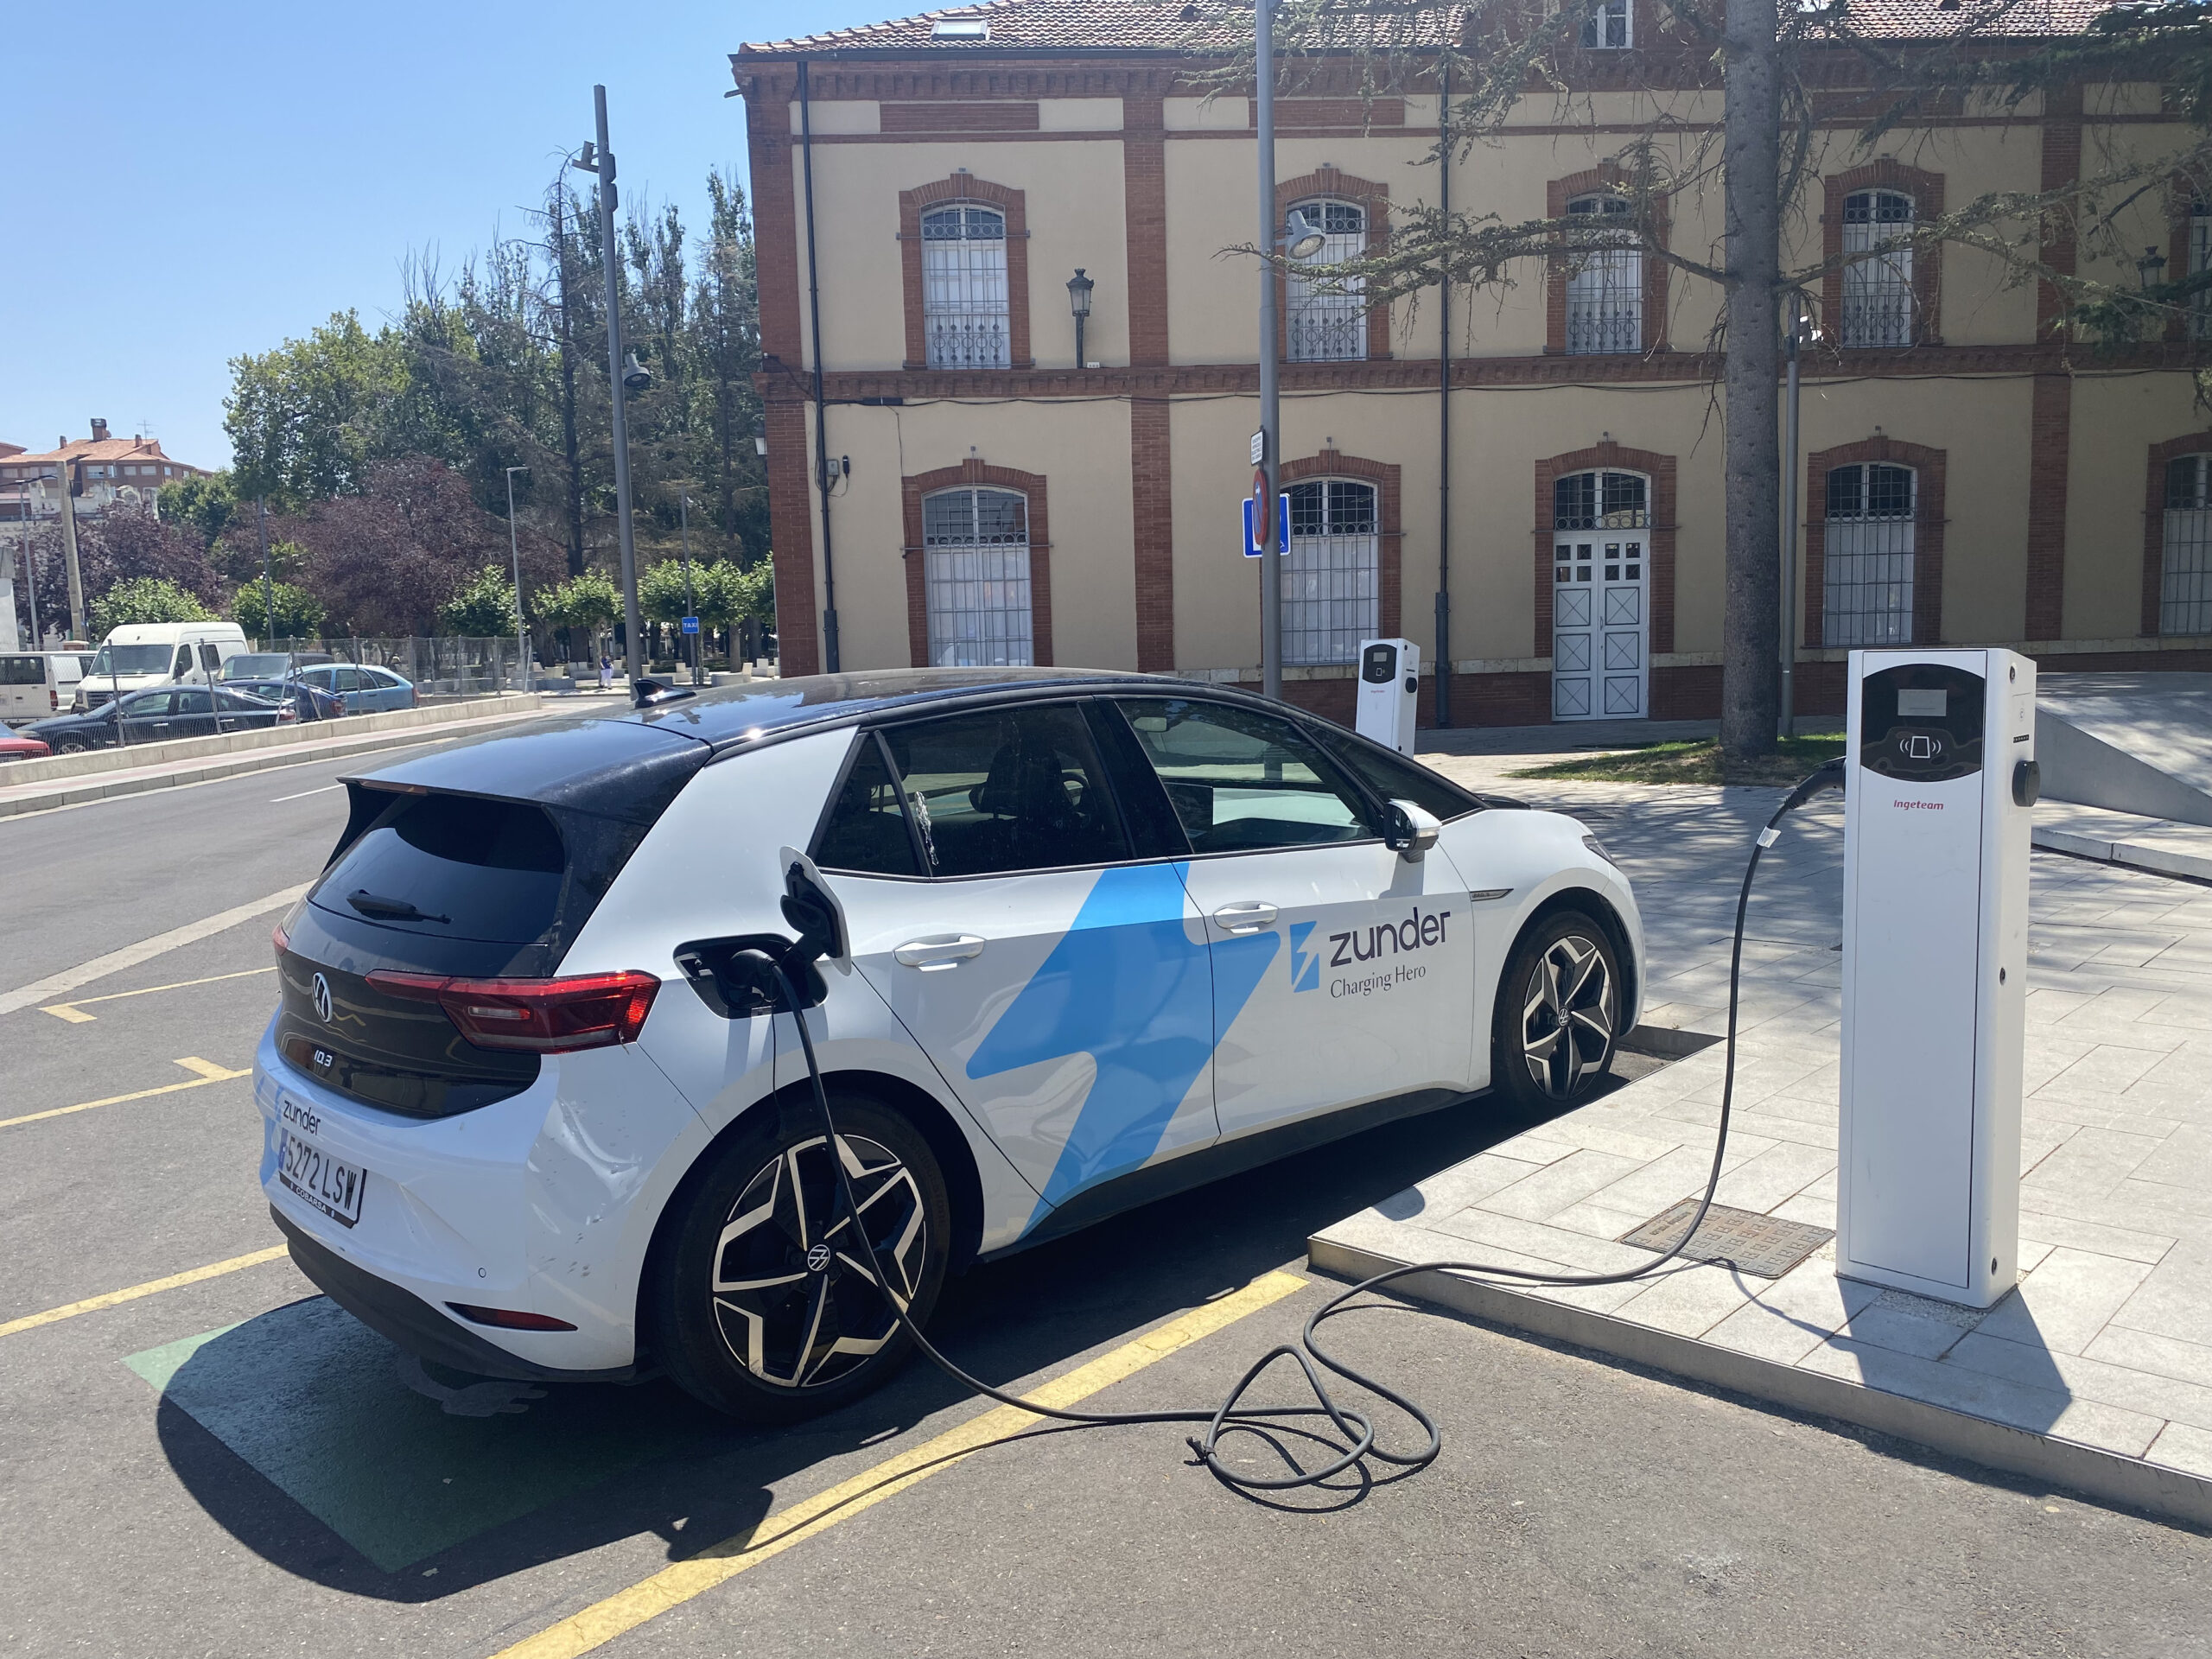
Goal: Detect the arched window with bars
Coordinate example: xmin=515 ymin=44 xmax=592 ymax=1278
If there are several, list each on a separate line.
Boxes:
xmin=923 ymin=486 xmax=1032 ymax=664
xmin=2164 ymin=454 xmax=2212 ymax=635
xmin=1841 ymin=189 xmax=1916 ymax=347
xmin=1822 ymin=462 xmax=1916 ymax=644
xmin=921 ymin=204 xmax=1011 ymax=369
xmin=1564 ymin=194 xmax=1641 ymax=354
xmin=1286 ymin=200 xmax=1368 ymax=363
xmin=1284 ymin=478 xmax=1378 ymax=664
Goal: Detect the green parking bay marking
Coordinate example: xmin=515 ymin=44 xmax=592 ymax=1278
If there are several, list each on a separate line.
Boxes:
xmin=124 ymin=1298 xmax=704 ymax=1573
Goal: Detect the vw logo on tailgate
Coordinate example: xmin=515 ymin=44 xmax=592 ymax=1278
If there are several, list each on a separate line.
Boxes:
xmin=311 ymin=972 xmax=334 ymax=1025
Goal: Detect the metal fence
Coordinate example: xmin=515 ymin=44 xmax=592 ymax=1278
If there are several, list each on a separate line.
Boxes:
xmin=258 ymin=637 xmax=533 ymax=699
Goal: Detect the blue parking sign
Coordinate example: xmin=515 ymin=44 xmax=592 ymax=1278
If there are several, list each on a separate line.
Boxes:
xmin=1243 ymin=493 xmax=1289 ymax=558
xmin=681 ymin=616 xmax=700 ymax=635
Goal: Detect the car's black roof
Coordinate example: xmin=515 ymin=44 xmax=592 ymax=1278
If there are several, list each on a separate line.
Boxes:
xmin=349 ymin=668 xmax=1195 ymax=814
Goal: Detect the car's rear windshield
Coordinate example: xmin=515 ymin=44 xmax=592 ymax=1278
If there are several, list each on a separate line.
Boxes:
xmin=223 ymin=654 xmax=291 ymax=678
xmin=311 ymin=791 xmax=566 ymax=947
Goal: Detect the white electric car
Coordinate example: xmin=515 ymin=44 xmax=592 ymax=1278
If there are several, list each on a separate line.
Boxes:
xmin=257 ymin=669 xmax=1643 ymax=1419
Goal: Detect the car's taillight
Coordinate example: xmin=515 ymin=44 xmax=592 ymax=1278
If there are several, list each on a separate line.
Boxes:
xmin=365 ymin=969 xmax=660 ymax=1053
xmin=271 ymin=921 xmax=289 ymax=963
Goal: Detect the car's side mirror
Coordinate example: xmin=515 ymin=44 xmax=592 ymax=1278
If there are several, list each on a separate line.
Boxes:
xmin=1384 ymin=798 xmax=1442 ymax=861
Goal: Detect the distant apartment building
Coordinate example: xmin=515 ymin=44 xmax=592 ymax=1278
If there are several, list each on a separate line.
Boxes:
xmin=1 ymin=420 xmax=207 ymax=531
xmin=731 ymin=0 xmax=2211 ymax=726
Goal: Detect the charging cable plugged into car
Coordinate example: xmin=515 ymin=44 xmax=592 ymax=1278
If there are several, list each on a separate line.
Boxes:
xmin=677 ymin=761 xmax=1847 ymax=1495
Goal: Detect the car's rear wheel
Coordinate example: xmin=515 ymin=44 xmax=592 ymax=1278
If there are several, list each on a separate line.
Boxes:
xmin=649 ymin=1095 xmax=950 ymax=1421
xmin=1491 ymin=909 xmax=1621 ymax=1112
xmin=54 ymin=734 xmax=90 ymax=754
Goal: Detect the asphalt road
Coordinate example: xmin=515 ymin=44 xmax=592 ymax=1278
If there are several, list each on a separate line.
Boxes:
xmin=0 ymin=755 xmax=2204 ymax=1658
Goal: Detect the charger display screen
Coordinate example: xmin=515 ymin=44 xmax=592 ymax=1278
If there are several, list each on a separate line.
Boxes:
xmin=1859 ymin=664 xmax=1984 ymax=783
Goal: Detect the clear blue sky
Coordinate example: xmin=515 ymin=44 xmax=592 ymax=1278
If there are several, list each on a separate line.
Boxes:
xmin=0 ymin=0 xmax=890 ymax=473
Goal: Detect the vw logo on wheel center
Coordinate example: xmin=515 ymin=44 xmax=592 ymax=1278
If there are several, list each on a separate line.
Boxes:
xmin=311 ymin=972 xmax=334 ymax=1025
xmin=805 ymin=1243 xmax=833 ymax=1273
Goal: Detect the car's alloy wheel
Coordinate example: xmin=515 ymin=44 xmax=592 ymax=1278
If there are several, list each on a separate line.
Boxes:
xmin=1519 ymin=932 xmax=1616 ymax=1099
xmin=651 ymin=1095 xmax=950 ymax=1421
xmin=710 ymin=1130 xmax=927 ymax=1390
xmin=1491 ymin=909 xmax=1620 ymax=1112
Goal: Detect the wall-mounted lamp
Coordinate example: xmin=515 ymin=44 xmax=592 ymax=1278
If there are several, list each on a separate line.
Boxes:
xmin=1067 ymin=268 xmax=1096 ymax=369
xmin=753 ymin=417 xmax=768 ymax=458
xmin=2138 ymin=245 xmax=2170 ymax=289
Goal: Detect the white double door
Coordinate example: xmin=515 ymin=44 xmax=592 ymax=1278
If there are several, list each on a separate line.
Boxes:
xmin=1553 ymin=531 xmax=1649 ymax=720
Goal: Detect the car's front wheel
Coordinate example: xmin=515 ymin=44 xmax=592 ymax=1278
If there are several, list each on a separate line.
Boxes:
xmin=1491 ymin=909 xmax=1622 ymax=1112
xmin=648 ymin=1094 xmax=950 ymax=1421
xmin=54 ymin=734 xmax=90 ymax=754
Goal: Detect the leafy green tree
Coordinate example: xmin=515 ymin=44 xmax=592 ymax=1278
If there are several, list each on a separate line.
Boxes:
xmin=436 ymin=565 xmax=520 ymax=636
xmin=91 ymin=577 xmax=213 ymax=637
xmin=159 ymin=471 xmax=238 ymax=547
xmin=533 ymin=569 xmax=621 ymax=661
xmin=226 ymin=310 xmax=408 ymax=507
xmin=232 ymin=579 xmax=327 ymax=642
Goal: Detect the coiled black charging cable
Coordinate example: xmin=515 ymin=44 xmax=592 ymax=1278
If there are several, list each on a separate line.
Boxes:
xmin=746 ymin=757 xmax=1845 ymax=1497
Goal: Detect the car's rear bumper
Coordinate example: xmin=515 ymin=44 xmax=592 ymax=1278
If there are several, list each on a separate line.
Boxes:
xmin=270 ymin=1207 xmax=640 ymax=1382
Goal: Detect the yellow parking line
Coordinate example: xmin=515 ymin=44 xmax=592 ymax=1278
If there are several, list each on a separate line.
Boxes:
xmin=41 ymin=965 xmax=276 ymax=1023
xmin=0 ymin=1245 xmax=289 ymax=1340
xmin=0 ymin=1057 xmax=251 ymax=1131
xmin=493 ymin=1268 xmax=1310 ymax=1659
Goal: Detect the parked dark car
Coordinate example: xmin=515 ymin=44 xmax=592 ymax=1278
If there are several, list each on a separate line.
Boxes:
xmin=222 ymin=678 xmax=346 ymax=721
xmin=23 ymin=686 xmax=295 ymax=753
xmin=0 ymin=733 xmax=52 ymax=762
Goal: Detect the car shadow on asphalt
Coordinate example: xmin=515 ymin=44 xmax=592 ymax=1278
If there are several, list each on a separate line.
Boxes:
xmin=145 ymin=1064 xmax=1656 ymax=1601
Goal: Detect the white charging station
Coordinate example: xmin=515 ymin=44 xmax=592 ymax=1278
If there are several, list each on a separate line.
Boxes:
xmin=1838 ymin=647 xmax=2038 ymax=1308
xmin=1356 ymin=638 xmax=1420 ymax=756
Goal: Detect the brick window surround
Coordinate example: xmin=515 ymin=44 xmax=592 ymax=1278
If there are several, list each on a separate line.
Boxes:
xmin=2144 ymin=431 xmax=2212 ymax=636
xmin=2163 ymin=174 xmax=2209 ymax=343
xmin=901 ymin=458 xmax=1053 ymax=668
xmin=1279 ymin=448 xmax=1403 ymax=640
xmin=1821 ymin=159 xmax=1945 ymax=348
xmin=1802 ymin=435 xmax=1948 ymax=647
xmin=1275 ymin=167 xmax=1393 ymax=363
xmin=1530 ymin=442 xmax=1677 ymax=660
xmin=899 ymin=174 xmax=1033 ymax=372
xmin=1545 ymin=164 xmax=1672 ymax=354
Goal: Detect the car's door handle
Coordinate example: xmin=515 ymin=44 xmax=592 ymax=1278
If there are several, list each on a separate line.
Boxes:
xmin=1211 ymin=902 xmax=1278 ymax=934
xmin=893 ymin=935 xmax=987 ymax=969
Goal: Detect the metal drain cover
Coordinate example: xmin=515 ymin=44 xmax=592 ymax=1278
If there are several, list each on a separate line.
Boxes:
xmin=1619 ymin=1199 xmax=1834 ymax=1280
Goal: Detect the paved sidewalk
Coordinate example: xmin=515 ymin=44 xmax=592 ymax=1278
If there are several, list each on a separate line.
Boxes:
xmin=1319 ymin=772 xmax=2212 ymax=1522
xmin=2037 ymin=798 xmax=2212 ymax=884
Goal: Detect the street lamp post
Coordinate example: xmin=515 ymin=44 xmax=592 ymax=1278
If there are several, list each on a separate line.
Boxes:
xmin=577 ymin=86 xmax=645 ymax=692
xmin=678 ymin=490 xmax=700 ymax=686
xmin=1778 ymin=296 xmax=1812 ymax=741
xmin=1255 ymin=0 xmax=1326 ymax=704
xmin=1066 ymin=269 xmax=1094 ymax=369
xmin=1256 ymin=0 xmax=1284 ymax=702
xmin=505 ymin=466 xmax=531 ymax=693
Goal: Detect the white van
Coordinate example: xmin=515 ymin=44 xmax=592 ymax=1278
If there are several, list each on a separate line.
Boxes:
xmin=0 ymin=651 xmax=91 ymax=725
xmin=77 ymin=621 xmax=250 ymax=710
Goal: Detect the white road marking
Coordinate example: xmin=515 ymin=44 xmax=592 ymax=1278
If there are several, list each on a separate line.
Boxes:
xmin=269 ymin=784 xmax=343 ymax=803
xmin=0 ymin=883 xmax=313 ymax=1017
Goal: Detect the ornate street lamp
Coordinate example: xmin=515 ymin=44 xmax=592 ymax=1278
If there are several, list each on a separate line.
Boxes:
xmin=1067 ymin=268 xmax=1095 ymax=369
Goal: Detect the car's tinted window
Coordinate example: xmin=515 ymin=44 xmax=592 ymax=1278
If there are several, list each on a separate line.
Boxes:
xmin=880 ymin=703 xmax=1129 ymax=878
xmin=1308 ymin=726 xmax=1480 ymax=822
xmin=173 ymin=689 xmax=213 ymax=715
xmin=814 ymin=733 xmax=921 ymax=877
xmin=123 ymin=692 xmax=173 ymax=718
xmin=1 ymin=657 xmax=41 ymax=686
xmin=1082 ymin=701 xmax=1191 ymax=859
xmin=313 ymin=792 xmax=565 ymax=945
xmin=1115 ymin=698 xmax=1374 ymax=855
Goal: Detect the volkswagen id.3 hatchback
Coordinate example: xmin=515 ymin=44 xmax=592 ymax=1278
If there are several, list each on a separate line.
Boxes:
xmin=258 ymin=670 xmax=1643 ymax=1419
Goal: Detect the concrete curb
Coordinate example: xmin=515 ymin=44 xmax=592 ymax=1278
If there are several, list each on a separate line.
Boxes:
xmin=0 ymin=706 xmax=555 ymax=818
xmin=5 ymin=693 xmax=542 ymax=785
xmin=1306 ymin=1234 xmax=2212 ymax=1530
xmin=2033 ymin=823 xmax=2212 ymax=885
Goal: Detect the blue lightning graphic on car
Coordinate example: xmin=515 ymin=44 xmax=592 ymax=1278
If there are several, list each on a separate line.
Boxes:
xmin=1287 ymin=921 xmax=1322 ymax=992
xmin=966 ymin=862 xmax=1277 ymax=1227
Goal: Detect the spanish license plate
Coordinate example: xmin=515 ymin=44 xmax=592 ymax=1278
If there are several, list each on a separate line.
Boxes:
xmin=277 ymin=1124 xmax=366 ymax=1228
